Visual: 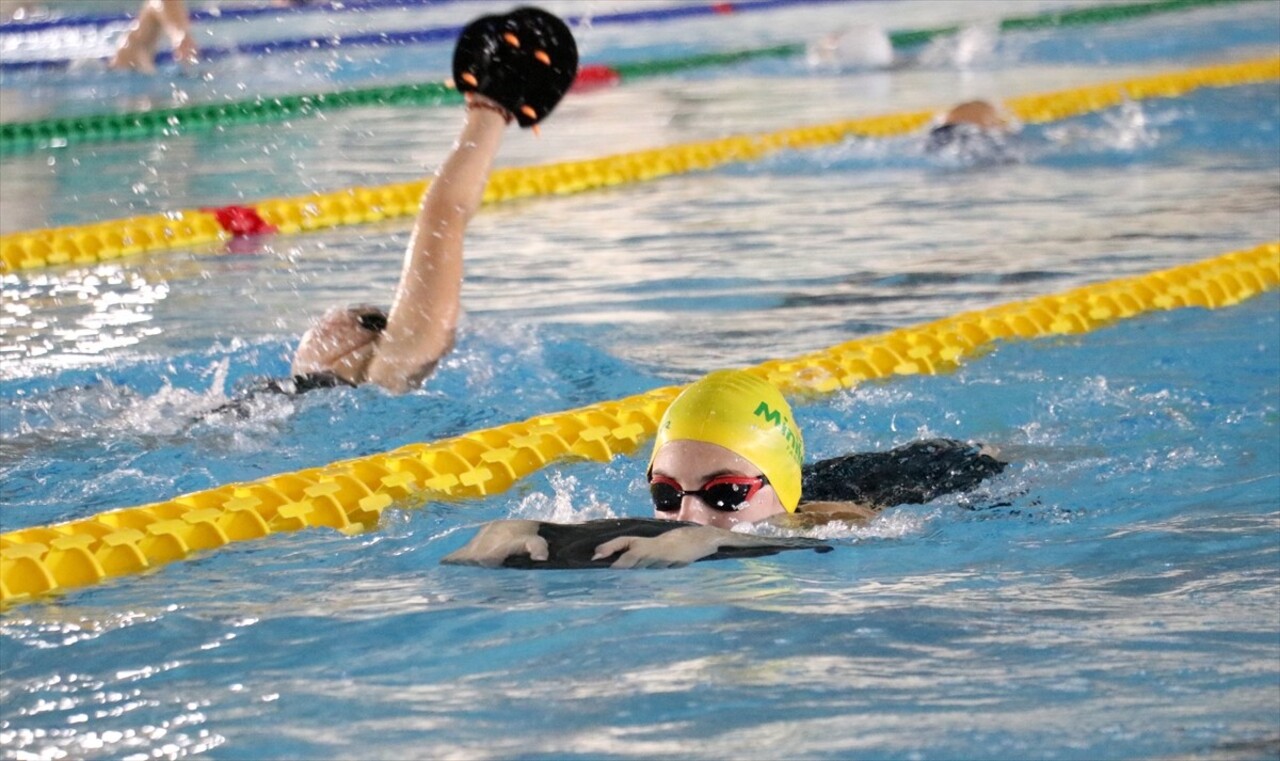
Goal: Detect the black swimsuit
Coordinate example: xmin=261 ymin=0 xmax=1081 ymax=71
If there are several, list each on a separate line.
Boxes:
xmin=800 ymin=439 xmax=1005 ymax=507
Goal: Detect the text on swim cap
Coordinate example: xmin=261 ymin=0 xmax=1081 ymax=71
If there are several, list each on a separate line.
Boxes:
xmin=753 ymin=401 xmax=803 ymax=464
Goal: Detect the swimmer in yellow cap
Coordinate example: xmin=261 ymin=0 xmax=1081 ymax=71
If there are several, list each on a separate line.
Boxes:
xmin=444 ymin=369 xmax=1006 ymax=569
xmin=644 ymin=368 xmax=808 ymax=527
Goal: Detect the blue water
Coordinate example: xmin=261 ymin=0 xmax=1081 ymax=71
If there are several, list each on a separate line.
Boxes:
xmin=2 ymin=1 xmax=1280 ymax=759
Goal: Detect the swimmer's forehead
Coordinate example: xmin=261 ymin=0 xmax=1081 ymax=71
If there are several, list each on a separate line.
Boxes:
xmin=650 ymin=466 xmax=747 ymax=480
xmin=650 ymin=440 xmax=764 ymax=480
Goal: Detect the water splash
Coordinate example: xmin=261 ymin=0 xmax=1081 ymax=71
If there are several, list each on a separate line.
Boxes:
xmin=1044 ymin=99 xmax=1167 ymax=153
xmin=918 ymin=22 xmax=1001 ymax=69
xmin=804 ymin=24 xmax=894 ymax=71
xmin=509 ymin=472 xmax=620 ymax=523
xmin=745 ymin=505 xmax=937 ymax=542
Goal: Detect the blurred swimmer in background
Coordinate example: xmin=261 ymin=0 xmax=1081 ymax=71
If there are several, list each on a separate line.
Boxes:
xmin=926 ymin=99 xmax=1020 ymax=162
xmin=110 ymin=0 xmax=332 ymax=72
xmin=111 ymin=0 xmax=198 ymax=72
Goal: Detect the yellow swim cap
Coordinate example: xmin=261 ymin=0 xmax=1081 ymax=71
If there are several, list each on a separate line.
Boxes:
xmin=648 ymin=369 xmax=805 ymax=511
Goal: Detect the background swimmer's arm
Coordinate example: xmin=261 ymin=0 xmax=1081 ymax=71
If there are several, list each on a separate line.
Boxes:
xmin=442 ymin=520 xmax=547 ymax=568
xmin=365 ymin=100 xmax=508 ymax=392
xmin=111 ymin=0 xmax=197 ymax=72
xmin=157 ymin=0 xmax=196 ymax=63
xmin=593 ymin=525 xmax=793 ymax=569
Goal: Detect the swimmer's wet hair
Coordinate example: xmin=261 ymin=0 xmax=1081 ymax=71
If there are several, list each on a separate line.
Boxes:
xmin=335 ymin=304 xmax=388 ymax=333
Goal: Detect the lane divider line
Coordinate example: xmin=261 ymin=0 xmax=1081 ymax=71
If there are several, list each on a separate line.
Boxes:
xmin=2 ymin=241 xmax=1276 ymax=605
xmin=0 ymin=0 xmax=1257 ymax=153
xmin=3 ymin=55 xmax=1277 ymax=275
xmin=0 ymin=0 xmax=844 ymax=73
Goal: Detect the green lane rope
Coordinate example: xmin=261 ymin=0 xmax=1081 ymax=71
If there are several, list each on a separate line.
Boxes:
xmin=890 ymin=0 xmax=1255 ymax=47
xmin=0 ymin=0 xmax=1258 ymax=156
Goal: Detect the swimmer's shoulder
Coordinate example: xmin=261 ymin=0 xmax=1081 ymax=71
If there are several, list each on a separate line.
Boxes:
xmin=771 ymin=501 xmax=880 ymax=529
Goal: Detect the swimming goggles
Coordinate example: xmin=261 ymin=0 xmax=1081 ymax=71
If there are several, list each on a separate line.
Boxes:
xmin=649 ymin=474 xmax=770 ymax=513
xmin=355 ymin=310 xmax=387 ymax=333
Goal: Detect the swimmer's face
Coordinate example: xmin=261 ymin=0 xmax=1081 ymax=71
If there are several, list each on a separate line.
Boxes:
xmin=648 ymin=439 xmax=786 ymax=529
xmin=291 ymin=306 xmax=386 ymax=385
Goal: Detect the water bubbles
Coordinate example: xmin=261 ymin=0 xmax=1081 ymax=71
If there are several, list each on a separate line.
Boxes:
xmin=1102 ymin=100 xmax=1162 ymax=151
xmin=889 ymin=410 xmax=933 ymax=437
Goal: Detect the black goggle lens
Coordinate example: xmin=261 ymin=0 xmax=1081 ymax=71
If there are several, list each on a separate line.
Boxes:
xmin=649 ymin=478 xmax=764 ymax=513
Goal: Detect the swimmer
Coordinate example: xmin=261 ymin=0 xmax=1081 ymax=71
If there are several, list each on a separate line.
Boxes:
xmin=1 ymin=0 xmax=41 ymax=22
xmin=110 ymin=0 xmax=198 ymax=73
xmin=207 ymin=7 xmax=577 ymax=411
xmin=443 ymin=369 xmax=1006 ymax=569
xmin=1 ymin=1 xmax=33 ymax=21
xmin=926 ymin=99 xmax=1017 ymax=157
xmin=109 ymin=0 xmax=327 ymax=72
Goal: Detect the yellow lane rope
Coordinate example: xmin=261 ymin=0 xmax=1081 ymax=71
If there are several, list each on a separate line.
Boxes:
xmin=2 ymin=241 xmax=1276 ymax=605
xmin=2 ymin=56 xmax=1276 ymax=274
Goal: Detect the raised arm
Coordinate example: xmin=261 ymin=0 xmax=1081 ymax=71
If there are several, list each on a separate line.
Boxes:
xmin=293 ymin=7 xmax=576 ymax=393
xmin=364 ymin=98 xmax=509 ymax=392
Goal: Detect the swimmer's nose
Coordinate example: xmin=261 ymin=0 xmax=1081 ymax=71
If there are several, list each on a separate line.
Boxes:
xmin=675 ymin=496 xmax=705 ymax=524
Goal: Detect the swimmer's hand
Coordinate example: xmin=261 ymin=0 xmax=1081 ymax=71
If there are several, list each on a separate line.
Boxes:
xmin=173 ymin=33 xmax=199 ymax=66
xmin=592 ymin=525 xmax=778 ymax=569
xmin=441 ymin=520 xmax=548 ymax=568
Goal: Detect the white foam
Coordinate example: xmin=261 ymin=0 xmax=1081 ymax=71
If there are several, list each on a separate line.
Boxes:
xmin=917 ymin=22 xmax=1001 ymax=69
xmin=740 ymin=505 xmax=937 ymax=543
xmin=508 ymin=472 xmax=620 ymax=523
xmin=805 ymin=24 xmax=894 ymax=71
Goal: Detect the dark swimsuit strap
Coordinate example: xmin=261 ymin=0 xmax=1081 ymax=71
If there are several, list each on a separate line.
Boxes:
xmin=270 ymin=371 xmax=356 ymax=394
xmin=206 ymin=371 xmax=354 ymax=419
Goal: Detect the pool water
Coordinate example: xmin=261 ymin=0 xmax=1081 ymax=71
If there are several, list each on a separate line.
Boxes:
xmin=2 ymin=1 xmax=1279 ymax=759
